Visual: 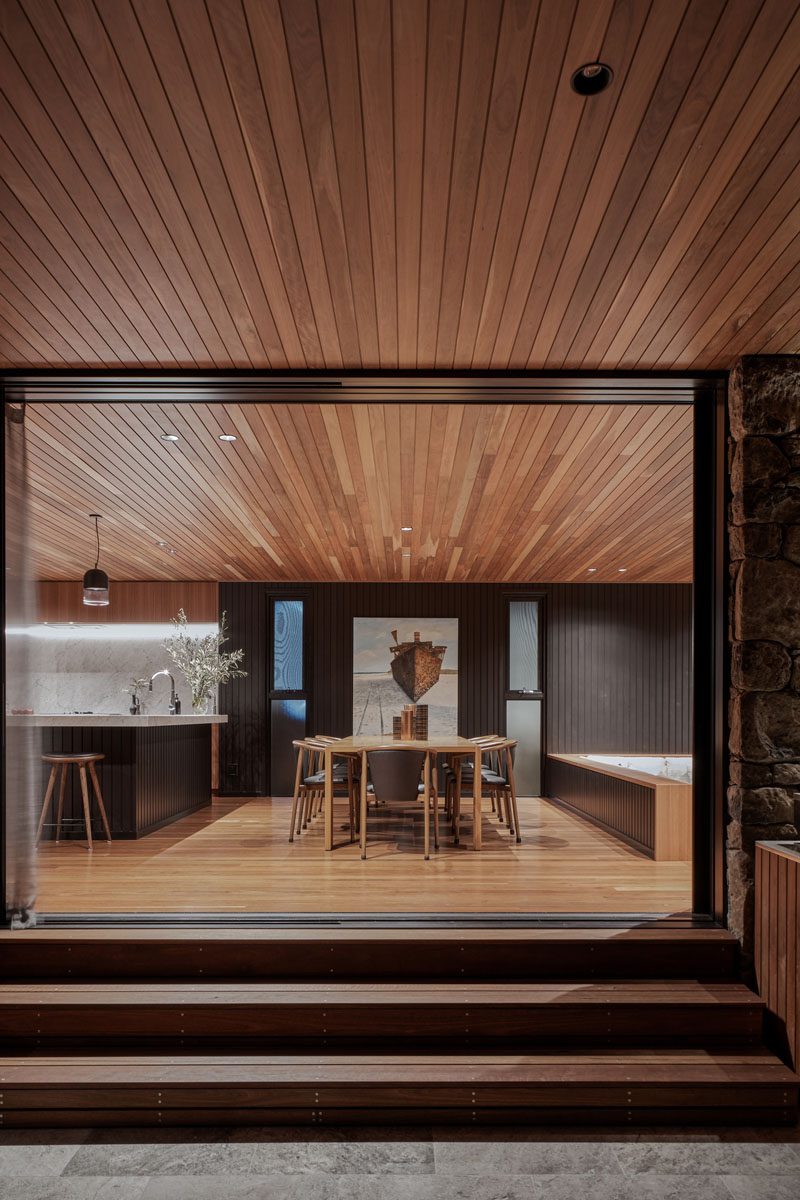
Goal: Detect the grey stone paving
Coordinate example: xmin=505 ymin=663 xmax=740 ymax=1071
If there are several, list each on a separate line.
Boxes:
xmin=0 ymin=1126 xmax=799 ymax=1199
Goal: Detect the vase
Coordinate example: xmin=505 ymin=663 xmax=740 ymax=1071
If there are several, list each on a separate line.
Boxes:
xmin=192 ymin=693 xmax=211 ymax=715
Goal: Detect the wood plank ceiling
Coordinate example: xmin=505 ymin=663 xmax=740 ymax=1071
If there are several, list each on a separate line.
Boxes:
xmin=0 ymin=0 xmax=799 ymax=371
xmin=24 ymin=402 xmax=693 ymax=583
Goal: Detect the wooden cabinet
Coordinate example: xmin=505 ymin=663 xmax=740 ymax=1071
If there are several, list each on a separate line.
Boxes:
xmin=37 ymin=581 xmax=218 ymax=624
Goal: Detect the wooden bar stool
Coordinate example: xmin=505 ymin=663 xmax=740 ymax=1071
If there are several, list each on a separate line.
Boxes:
xmin=36 ymin=753 xmax=111 ymax=851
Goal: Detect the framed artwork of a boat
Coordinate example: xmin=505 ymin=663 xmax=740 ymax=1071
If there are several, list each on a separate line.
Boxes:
xmin=352 ymin=617 xmax=458 ymax=735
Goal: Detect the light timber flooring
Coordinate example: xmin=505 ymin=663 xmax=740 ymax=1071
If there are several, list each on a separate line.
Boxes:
xmin=35 ymin=796 xmax=692 ymax=915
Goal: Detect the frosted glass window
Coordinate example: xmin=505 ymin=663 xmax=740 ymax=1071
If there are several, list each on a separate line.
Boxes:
xmin=506 ymin=699 xmax=542 ymax=796
xmin=273 ymin=599 xmax=303 ymax=691
xmin=509 ymin=601 xmax=539 ymax=692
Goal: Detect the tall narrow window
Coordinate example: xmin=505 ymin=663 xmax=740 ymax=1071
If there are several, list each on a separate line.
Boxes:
xmin=508 ymin=600 xmax=539 ymax=693
xmin=273 ymin=598 xmax=303 ymax=691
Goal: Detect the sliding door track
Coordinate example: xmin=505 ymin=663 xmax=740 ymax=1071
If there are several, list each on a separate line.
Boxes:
xmin=34 ymin=910 xmax=718 ymax=930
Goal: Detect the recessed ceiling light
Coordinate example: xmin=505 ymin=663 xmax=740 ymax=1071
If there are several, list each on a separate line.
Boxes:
xmin=618 ymin=567 xmax=627 ymax=573
xmin=571 ymin=62 xmax=613 ymax=96
xmin=219 ymin=433 xmax=237 ymax=442
xmin=587 ymin=567 xmax=598 ymax=573
xmin=160 ymin=433 xmax=179 ymax=442
xmin=156 ymin=540 xmax=167 ymax=547
xmin=402 ymin=552 xmax=411 ymax=558
xmin=401 ymin=526 xmax=413 ymax=532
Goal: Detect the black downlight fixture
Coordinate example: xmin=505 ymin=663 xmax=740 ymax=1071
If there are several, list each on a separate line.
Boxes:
xmin=82 ymin=513 xmax=110 ymax=607
xmin=570 ymin=62 xmax=614 ymax=96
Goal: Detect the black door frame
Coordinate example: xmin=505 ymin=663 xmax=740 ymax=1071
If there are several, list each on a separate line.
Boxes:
xmin=1 ymin=369 xmax=728 ymax=927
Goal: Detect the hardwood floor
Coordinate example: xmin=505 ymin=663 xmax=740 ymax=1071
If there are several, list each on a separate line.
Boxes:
xmin=35 ymin=795 xmax=692 ymax=915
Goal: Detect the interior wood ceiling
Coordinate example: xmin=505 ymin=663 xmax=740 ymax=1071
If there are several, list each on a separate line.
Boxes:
xmin=24 ymin=402 xmax=693 ymax=583
xmin=0 ymin=0 xmax=799 ymax=372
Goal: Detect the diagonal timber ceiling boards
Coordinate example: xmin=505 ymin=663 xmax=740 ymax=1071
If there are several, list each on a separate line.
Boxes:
xmin=0 ymin=0 xmax=799 ymax=372
xmin=24 ymin=402 xmax=693 ymax=583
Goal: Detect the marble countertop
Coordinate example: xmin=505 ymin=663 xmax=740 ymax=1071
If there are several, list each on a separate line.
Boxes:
xmin=757 ymin=840 xmax=800 ymax=861
xmin=547 ymin=752 xmax=691 ymax=789
xmin=6 ymin=714 xmax=228 ymax=727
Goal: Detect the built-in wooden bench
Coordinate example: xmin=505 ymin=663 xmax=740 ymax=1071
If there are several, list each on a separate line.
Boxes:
xmin=546 ymin=753 xmax=692 ymax=860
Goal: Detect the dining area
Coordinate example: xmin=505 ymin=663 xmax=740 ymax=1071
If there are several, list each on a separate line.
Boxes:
xmin=289 ymin=733 xmax=522 ymax=860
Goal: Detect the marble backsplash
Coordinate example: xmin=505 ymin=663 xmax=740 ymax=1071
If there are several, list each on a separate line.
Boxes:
xmin=23 ymin=625 xmax=218 ymax=715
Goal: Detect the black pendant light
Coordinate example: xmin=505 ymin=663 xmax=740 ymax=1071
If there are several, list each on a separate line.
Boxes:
xmin=82 ymin=513 xmax=110 ymax=607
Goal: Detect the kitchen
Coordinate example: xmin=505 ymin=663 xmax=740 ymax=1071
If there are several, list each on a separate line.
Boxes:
xmin=18 ymin=583 xmax=231 ymax=844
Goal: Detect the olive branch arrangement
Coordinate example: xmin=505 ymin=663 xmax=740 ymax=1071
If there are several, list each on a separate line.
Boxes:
xmin=162 ymin=609 xmax=246 ymax=711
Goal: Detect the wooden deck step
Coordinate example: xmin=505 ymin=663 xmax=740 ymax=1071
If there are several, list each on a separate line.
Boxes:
xmin=0 ymin=927 xmax=740 ymax=982
xmin=0 ymin=980 xmax=764 ymax=1045
xmin=0 ymin=1049 xmax=796 ymax=1127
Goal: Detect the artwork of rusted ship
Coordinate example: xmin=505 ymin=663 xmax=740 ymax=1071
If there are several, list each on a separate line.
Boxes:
xmin=389 ymin=630 xmax=446 ymax=701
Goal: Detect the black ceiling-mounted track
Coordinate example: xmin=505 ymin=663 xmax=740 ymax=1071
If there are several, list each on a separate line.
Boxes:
xmin=1 ymin=368 xmax=723 ymax=405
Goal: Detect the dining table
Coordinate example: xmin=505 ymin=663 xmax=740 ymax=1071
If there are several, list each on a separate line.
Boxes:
xmin=322 ymin=734 xmax=488 ymax=852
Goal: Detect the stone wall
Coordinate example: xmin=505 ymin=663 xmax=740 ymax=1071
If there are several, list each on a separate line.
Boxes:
xmin=728 ymin=356 xmax=800 ymax=957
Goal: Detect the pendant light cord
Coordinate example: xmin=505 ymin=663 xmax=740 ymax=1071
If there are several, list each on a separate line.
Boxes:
xmin=93 ymin=514 xmax=101 ymax=569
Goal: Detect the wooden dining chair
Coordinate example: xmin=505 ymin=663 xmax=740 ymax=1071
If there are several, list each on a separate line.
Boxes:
xmin=480 ymin=737 xmax=520 ymax=842
xmin=359 ymin=748 xmax=435 ymax=860
xmin=443 ymin=735 xmax=501 ymax=825
xmin=289 ymin=739 xmax=355 ymax=842
xmin=449 ymin=738 xmax=521 ymax=844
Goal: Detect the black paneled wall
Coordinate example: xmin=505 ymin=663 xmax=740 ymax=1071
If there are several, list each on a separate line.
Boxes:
xmin=547 ymin=584 xmax=692 ymax=754
xmin=218 ymin=583 xmax=692 ymax=795
xmin=219 ymin=583 xmax=268 ymax=794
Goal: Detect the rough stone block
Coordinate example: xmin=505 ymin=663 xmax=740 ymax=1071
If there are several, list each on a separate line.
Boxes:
xmin=728 ymin=820 xmax=797 ymax=854
xmin=731 ymin=485 xmax=800 ymax=525
xmin=729 ymin=523 xmax=782 ymax=560
xmin=729 ymin=356 xmax=800 ymax=438
xmin=785 ymin=525 xmax=800 ymax=565
xmin=783 ymin=431 xmax=800 ymax=467
xmin=727 ymin=786 xmax=796 ymax=825
xmin=729 ymin=690 xmax=800 ymax=761
xmin=730 ymin=437 xmax=790 ymax=491
xmin=774 ymin=762 xmax=800 ymax=786
xmin=729 ymin=760 xmax=773 ymax=787
xmin=730 ymin=640 xmax=792 ymax=690
xmin=733 ymin=557 xmax=800 ymax=645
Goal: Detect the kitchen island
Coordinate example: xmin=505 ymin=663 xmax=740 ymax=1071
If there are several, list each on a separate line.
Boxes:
xmin=16 ymin=714 xmax=227 ymax=839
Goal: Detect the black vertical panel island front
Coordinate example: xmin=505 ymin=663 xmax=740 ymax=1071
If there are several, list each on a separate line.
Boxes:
xmin=18 ymin=715 xmax=227 ymax=839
